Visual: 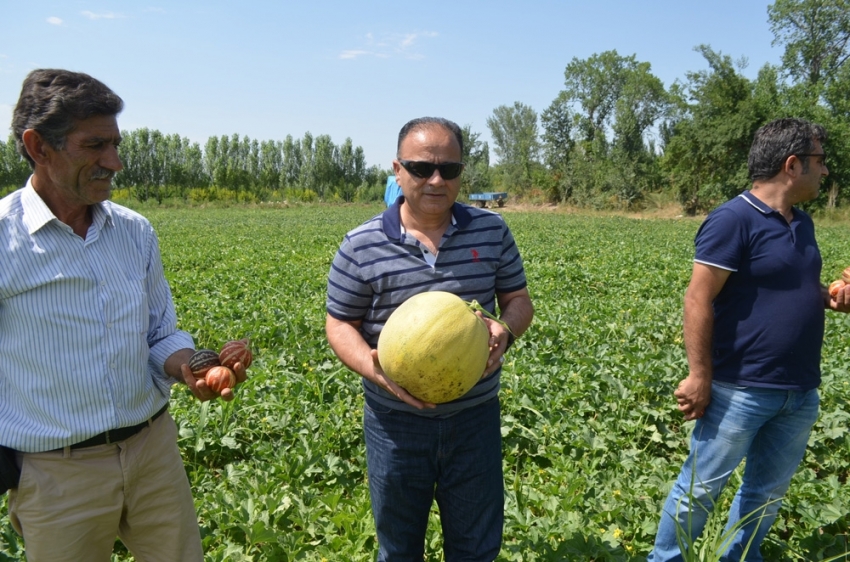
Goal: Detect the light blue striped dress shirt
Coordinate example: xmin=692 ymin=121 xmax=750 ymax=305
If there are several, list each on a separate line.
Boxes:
xmin=0 ymin=179 xmax=194 ymax=452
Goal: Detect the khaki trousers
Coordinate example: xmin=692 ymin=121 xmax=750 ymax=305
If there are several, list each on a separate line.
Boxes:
xmin=9 ymin=411 xmax=203 ymax=562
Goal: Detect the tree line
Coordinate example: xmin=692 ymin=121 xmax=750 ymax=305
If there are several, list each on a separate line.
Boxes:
xmin=0 ymin=124 xmax=492 ymax=204
xmin=485 ymin=0 xmax=850 ymax=214
xmin=113 ymin=130 xmax=384 ymax=204
xmin=0 ymin=129 xmax=387 ymax=203
xmin=1 ymin=0 xmax=847 ymax=213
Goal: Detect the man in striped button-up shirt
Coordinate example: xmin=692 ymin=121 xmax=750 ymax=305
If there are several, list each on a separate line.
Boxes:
xmin=0 ymin=69 xmax=246 ymax=561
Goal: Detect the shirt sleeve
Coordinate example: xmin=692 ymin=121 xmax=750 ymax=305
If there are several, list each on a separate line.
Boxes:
xmin=144 ymin=227 xmax=194 ymax=392
xmin=496 ymin=222 xmax=528 ymax=294
xmin=694 ymin=207 xmax=744 ymax=272
xmin=326 ymin=235 xmax=374 ymax=322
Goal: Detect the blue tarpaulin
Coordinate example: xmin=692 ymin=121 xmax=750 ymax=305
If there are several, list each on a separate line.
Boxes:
xmin=384 ymin=176 xmax=403 ymax=207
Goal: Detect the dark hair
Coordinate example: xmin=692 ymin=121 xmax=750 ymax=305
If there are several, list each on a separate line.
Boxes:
xmin=748 ymin=117 xmax=827 ymax=182
xmin=397 ymin=117 xmax=464 ymax=159
xmin=12 ymin=69 xmax=124 ymax=168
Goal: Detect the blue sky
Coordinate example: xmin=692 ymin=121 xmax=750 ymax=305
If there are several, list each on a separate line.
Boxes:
xmin=1 ymin=1 xmax=782 ymax=169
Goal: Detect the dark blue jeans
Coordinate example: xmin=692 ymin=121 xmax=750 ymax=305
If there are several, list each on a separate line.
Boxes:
xmin=364 ymin=397 xmax=503 ymax=562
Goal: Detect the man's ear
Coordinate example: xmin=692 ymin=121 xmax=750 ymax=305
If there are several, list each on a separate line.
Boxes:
xmin=21 ymin=129 xmax=53 ymax=167
xmin=783 ymin=154 xmax=801 ymax=178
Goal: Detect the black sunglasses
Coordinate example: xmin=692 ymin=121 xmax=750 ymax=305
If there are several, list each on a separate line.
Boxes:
xmin=398 ymin=159 xmax=465 ymax=180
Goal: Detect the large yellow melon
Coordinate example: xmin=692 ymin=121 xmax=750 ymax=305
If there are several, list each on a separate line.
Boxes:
xmin=378 ymin=291 xmax=490 ymax=403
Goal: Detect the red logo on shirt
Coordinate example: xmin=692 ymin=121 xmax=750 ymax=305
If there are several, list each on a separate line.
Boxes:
xmin=471 ymin=249 xmax=480 ymax=262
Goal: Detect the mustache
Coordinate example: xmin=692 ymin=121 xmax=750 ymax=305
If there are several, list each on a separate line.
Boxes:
xmin=90 ymin=168 xmax=115 ymax=180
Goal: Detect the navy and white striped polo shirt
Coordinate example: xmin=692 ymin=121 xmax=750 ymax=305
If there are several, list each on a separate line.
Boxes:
xmin=327 ymin=198 xmax=527 ymax=416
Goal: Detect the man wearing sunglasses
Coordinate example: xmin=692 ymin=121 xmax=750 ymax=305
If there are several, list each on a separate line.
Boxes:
xmin=326 ymin=117 xmax=534 ymax=561
xmin=648 ymin=118 xmax=850 ymax=561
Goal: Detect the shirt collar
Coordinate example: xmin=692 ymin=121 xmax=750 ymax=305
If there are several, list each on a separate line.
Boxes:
xmin=20 ymin=175 xmax=114 ymax=236
xmin=738 ymin=190 xmax=798 ymax=221
xmin=381 ymin=196 xmax=473 ymax=241
xmin=739 ymin=190 xmax=776 ymax=215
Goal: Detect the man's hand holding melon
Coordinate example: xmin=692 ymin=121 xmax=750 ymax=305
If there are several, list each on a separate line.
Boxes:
xmin=827 ymin=267 xmax=850 ymax=312
xmin=180 ymin=339 xmax=252 ymax=402
xmin=376 ymin=291 xmax=512 ymax=406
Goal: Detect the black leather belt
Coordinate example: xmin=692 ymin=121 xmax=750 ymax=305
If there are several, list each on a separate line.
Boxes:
xmin=68 ymin=404 xmax=168 ymax=450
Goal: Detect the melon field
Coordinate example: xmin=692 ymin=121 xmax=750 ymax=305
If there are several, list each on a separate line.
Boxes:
xmin=3 ymin=204 xmax=850 ymax=561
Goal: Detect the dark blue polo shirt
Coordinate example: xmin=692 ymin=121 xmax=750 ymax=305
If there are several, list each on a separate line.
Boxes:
xmin=694 ymin=191 xmax=824 ymax=390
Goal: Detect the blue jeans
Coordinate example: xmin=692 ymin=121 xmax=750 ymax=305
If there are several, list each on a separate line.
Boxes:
xmin=364 ymin=397 xmax=503 ymax=562
xmin=648 ymin=381 xmax=819 ymax=562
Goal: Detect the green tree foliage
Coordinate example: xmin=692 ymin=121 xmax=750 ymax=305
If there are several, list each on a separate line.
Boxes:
xmin=259 ymin=139 xmax=282 ymax=195
xmin=0 ymin=134 xmax=31 ymax=194
xmin=111 ymin=128 xmax=375 ymax=203
xmin=311 ymin=134 xmax=336 ymax=198
xmin=544 ymin=50 xmax=669 ymax=208
xmin=661 ymin=47 xmax=777 ymax=214
xmin=609 ymin=62 xmax=669 ymax=205
xmin=540 ymin=93 xmax=574 ymax=170
xmin=280 ymin=134 xmax=302 ymax=189
xmin=114 ymin=128 xmax=206 ymax=202
xmin=333 ymin=139 xmax=367 ymax=203
xmin=562 ymin=50 xmax=632 ymax=143
xmin=299 ymin=132 xmax=315 ymax=193
xmin=769 ymin=0 xmax=850 ymax=87
xmin=821 ymin=65 xmax=850 ymax=206
xmin=768 ymin=0 xmax=850 ymax=209
xmin=486 ymin=102 xmax=540 ymax=194
xmin=540 ymin=93 xmax=575 ymax=203
xmin=460 ymin=125 xmax=491 ymax=195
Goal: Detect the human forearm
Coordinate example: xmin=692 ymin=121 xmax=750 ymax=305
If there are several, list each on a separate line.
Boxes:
xmin=676 ymin=263 xmax=730 ymax=420
xmin=164 ymin=348 xmax=195 ymax=381
xmin=148 ymin=329 xmax=195 ymax=385
xmin=497 ymin=289 xmax=534 ymax=343
xmin=476 ymin=289 xmax=534 ymax=376
xmin=683 ymin=291 xmax=714 ymax=382
xmin=325 ymin=315 xmax=375 ymax=378
xmin=676 ymin=294 xmax=715 ymax=420
xmin=325 ymin=314 xmax=433 ymax=409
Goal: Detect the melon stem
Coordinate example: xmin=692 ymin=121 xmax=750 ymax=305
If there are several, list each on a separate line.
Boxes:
xmin=466 ymin=300 xmax=516 ymax=336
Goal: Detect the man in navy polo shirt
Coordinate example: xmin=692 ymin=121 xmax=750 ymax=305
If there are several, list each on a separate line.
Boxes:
xmin=648 ymin=118 xmax=850 ymax=561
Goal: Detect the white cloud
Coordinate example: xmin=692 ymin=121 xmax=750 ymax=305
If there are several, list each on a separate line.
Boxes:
xmin=397 ymin=31 xmax=437 ymax=53
xmin=340 ymin=31 xmax=438 ymax=61
xmin=47 ymin=16 xmax=63 ymax=25
xmin=81 ymin=10 xmax=124 ymax=20
xmin=340 ymin=50 xmax=370 ymax=60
